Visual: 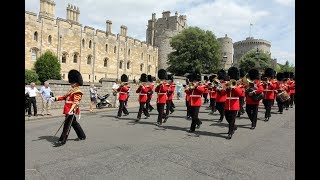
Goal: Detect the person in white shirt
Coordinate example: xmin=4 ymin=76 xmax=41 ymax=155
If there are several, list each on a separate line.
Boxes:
xmin=40 ymin=81 xmax=53 ymax=115
xmin=26 ymin=82 xmax=39 ymax=116
xmin=112 ymin=81 xmax=120 ymax=108
xmin=89 ymin=83 xmax=98 ymax=112
xmin=25 ymin=82 xmax=31 ymax=113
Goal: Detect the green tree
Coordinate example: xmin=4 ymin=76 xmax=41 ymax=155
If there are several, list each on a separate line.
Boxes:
xmin=25 ymin=69 xmax=39 ymax=84
xmin=34 ymin=50 xmax=61 ymax=83
xmin=279 ymin=60 xmax=295 ymax=72
xmin=239 ymin=49 xmax=272 ymax=74
xmin=167 ymin=26 xmax=222 ymax=75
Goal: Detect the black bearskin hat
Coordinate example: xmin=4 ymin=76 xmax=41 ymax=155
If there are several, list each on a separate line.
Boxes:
xmin=276 ymin=72 xmax=284 ymax=81
xmin=273 ymin=70 xmax=277 ymax=78
xmin=121 ymin=74 xmax=128 ymax=82
xmin=204 ymin=75 xmax=208 ymax=81
xmin=188 ymin=72 xmax=201 ymax=82
xmin=158 ymin=69 xmax=167 ymax=80
xmin=147 ymin=75 xmax=153 ymax=82
xmin=68 ymin=69 xmax=83 ymax=86
xmin=239 ymin=68 xmax=245 ymax=78
xmin=167 ymin=74 xmax=174 ymax=81
xmin=140 ymin=73 xmax=147 ymax=82
xmin=289 ymin=72 xmax=294 ymax=79
xmin=217 ymin=69 xmax=226 ymax=80
xmin=227 ymin=67 xmax=240 ymax=80
xmin=248 ymin=69 xmax=260 ymax=80
xmin=264 ymin=68 xmax=274 ymax=78
xmin=283 ymin=72 xmax=290 ymax=79
xmin=209 ymin=74 xmax=217 ymax=82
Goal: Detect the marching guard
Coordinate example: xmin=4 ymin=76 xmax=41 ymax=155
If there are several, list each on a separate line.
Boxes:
xmin=146 ymin=75 xmax=155 ymax=112
xmin=136 ymin=73 xmax=150 ymax=121
xmin=215 ymin=69 xmax=227 ymax=122
xmin=52 ymin=70 xmax=86 ymax=145
xmin=237 ymin=69 xmax=246 ymax=117
xmin=261 ymin=68 xmax=277 ymax=121
xmin=203 ymin=76 xmax=209 ymax=104
xmin=288 ymin=72 xmax=295 ymax=107
xmin=115 ymin=74 xmax=130 ymax=118
xmin=275 ymin=72 xmax=288 ymax=114
xmin=155 ymin=69 xmax=169 ymax=125
xmin=208 ymin=74 xmax=218 ymax=115
xmin=164 ymin=74 xmax=175 ymax=123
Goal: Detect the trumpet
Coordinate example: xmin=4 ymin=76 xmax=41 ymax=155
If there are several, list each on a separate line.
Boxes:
xmin=226 ymin=79 xmax=237 ymax=89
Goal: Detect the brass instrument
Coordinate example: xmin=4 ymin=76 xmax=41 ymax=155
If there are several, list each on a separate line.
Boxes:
xmin=188 ymin=82 xmax=196 ymax=90
xmin=241 ymin=73 xmax=253 ymax=85
xmin=226 ymin=79 xmax=237 ymax=89
xmin=262 ymin=77 xmax=270 ymax=84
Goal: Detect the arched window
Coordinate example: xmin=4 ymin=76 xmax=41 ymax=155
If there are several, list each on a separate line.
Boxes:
xmin=119 ymin=60 xmax=123 ymax=69
xmin=61 ymin=52 xmax=67 ymax=63
xmin=114 ymin=46 xmax=117 ymax=53
xmin=103 ymin=58 xmax=108 ymax=67
xmin=128 ymin=49 xmax=131 ymax=56
xmin=140 ymin=64 xmax=144 ymax=71
xmin=148 ymin=65 xmax=151 ymax=73
xmin=87 ymin=55 xmax=92 ymax=64
xmin=89 ymin=40 xmax=92 ymax=49
xmin=105 ymin=44 xmax=108 ymax=52
xmin=141 ymin=53 xmax=143 ymax=60
xmin=31 ymin=49 xmax=37 ymax=61
xmin=73 ymin=53 xmax=78 ymax=63
xmin=127 ymin=61 xmax=130 ymax=69
xmin=82 ymin=39 xmax=85 ymax=47
xmin=34 ymin=32 xmax=38 ymax=41
xmin=48 ymin=35 xmax=52 ymax=44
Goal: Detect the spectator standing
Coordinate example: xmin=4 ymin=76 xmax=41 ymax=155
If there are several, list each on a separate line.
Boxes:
xmin=176 ymin=81 xmax=182 ymax=100
xmin=40 ymin=81 xmax=53 ymax=115
xmin=26 ymin=82 xmax=39 ymax=117
xmin=89 ymin=83 xmax=97 ymax=112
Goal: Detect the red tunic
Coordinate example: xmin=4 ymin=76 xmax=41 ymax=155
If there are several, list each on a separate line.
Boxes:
xmin=190 ymin=86 xmax=205 ymax=106
xmin=216 ymin=81 xmax=227 ymax=102
xmin=245 ymin=81 xmax=264 ymax=105
xmin=203 ymin=83 xmax=209 ymax=94
xmin=289 ymin=81 xmax=295 ymax=94
xmin=208 ymin=86 xmax=218 ymax=99
xmin=117 ymin=85 xmax=129 ymax=101
xmin=262 ymin=82 xmax=277 ymax=100
xmin=223 ymin=87 xmax=242 ymax=110
xmin=147 ymin=84 xmax=154 ymax=99
xmin=56 ymin=86 xmax=82 ymax=115
xmin=185 ymin=88 xmax=191 ymax=101
xmin=136 ymin=85 xmax=149 ymax=103
xmin=167 ymin=83 xmax=175 ymax=101
xmin=155 ymin=83 xmax=169 ymax=104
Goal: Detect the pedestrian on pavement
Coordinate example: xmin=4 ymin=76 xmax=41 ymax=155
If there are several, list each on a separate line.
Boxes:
xmin=40 ymin=81 xmax=53 ymax=115
xmin=51 ymin=69 xmax=86 ymax=146
xmin=26 ymin=82 xmax=39 ymax=117
xmin=89 ymin=83 xmax=97 ymax=112
xmin=176 ymin=81 xmax=182 ymax=100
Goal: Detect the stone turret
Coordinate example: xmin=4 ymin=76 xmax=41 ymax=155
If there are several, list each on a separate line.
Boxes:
xmin=106 ymin=20 xmax=112 ymax=34
xmin=120 ymin=25 xmax=128 ymax=37
xmin=39 ymin=0 xmax=56 ymax=19
xmin=66 ymin=4 xmax=80 ymax=22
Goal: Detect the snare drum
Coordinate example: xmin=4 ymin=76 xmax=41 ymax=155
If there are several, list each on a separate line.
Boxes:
xmin=277 ymin=91 xmax=290 ymax=102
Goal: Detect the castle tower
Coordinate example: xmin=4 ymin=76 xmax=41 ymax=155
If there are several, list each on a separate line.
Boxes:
xmin=120 ymin=25 xmax=128 ymax=37
xmin=39 ymin=0 xmax=56 ymax=19
xmin=106 ymin=20 xmax=112 ymax=34
xmin=217 ymin=34 xmax=233 ymax=69
xmin=66 ymin=4 xmax=80 ymax=23
xmin=146 ymin=11 xmax=187 ymax=70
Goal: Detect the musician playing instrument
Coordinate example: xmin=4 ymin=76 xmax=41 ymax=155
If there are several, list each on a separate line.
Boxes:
xmin=52 ymin=70 xmax=86 ymax=145
xmin=237 ymin=69 xmax=246 ymax=117
xmin=245 ymin=69 xmax=264 ymax=130
xmin=146 ymin=75 xmax=155 ymax=112
xmin=115 ymin=74 xmax=130 ymax=118
xmin=288 ymin=72 xmax=295 ymax=108
xmin=164 ymin=74 xmax=175 ymax=122
xmin=184 ymin=84 xmax=192 ymax=119
xmin=215 ymin=69 xmax=228 ymax=122
xmin=275 ymin=72 xmax=287 ymax=114
xmin=283 ymin=72 xmax=291 ymax=110
xmin=202 ymin=76 xmax=210 ymax=104
xmin=155 ymin=69 xmax=169 ymax=125
xmin=208 ymin=75 xmax=218 ymax=115
xmin=261 ymin=68 xmax=277 ymax=121
xmin=136 ymin=73 xmax=150 ymax=121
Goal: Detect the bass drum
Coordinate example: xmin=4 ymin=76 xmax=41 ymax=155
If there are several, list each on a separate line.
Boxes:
xmin=277 ymin=91 xmax=290 ymax=102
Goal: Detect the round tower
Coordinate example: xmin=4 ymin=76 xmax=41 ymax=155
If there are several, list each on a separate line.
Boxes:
xmin=217 ymin=34 xmax=233 ymax=69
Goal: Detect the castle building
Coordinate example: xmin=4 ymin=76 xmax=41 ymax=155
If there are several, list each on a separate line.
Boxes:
xmin=217 ymin=34 xmax=233 ymax=70
xmin=25 ymin=0 xmax=158 ymax=82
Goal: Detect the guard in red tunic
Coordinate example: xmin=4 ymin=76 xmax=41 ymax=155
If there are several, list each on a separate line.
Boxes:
xmin=283 ymin=72 xmax=291 ymax=110
xmin=188 ymin=72 xmax=205 ymax=132
xmin=215 ymin=69 xmax=227 ymax=122
xmin=116 ymin=74 xmax=130 ymax=118
xmin=262 ymin=68 xmax=277 ymax=121
xmin=146 ymin=75 xmax=155 ymax=112
xmin=245 ymin=69 xmax=264 ymax=130
xmin=52 ymin=70 xmax=86 ymax=145
xmin=203 ymin=76 xmax=209 ymax=104
xmin=136 ymin=73 xmax=150 ymax=121
xmin=275 ymin=72 xmax=286 ymax=114
xmin=155 ymin=69 xmax=169 ymax=125
xmin=208 ymin=74 xmax=218 ymax=115
xmin=237 ymin=69 xmax=246 ymax=117
xmin=164 ymin=74 xmax=175 ymax=123
xmin=184 ymin=84 xmax=191 ymax=119
xmin=288 ymin=72 xmax=295 ymax=107
xmin=222 ymin=67 xmax=242 ymax=139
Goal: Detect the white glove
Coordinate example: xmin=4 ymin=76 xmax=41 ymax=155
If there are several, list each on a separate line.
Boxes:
xmin=68 ymin=111 xmax=74 ymax=115
xmin=50 ymin=97 xmax=55 ymax=101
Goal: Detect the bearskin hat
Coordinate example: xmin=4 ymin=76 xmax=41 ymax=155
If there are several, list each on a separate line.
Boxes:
xmin=167 ymin=74 xmax=174 ymax=81
xmin=264 ymin=68 xmax=274 ymax=78
xmin=68 ymin=69 xmax=83 ymax=86
xmin=239 ymin=68 xmax=245 ymax=78
xmin=217 ymin=69 xmax=226 ymax=80
xmin=276 ymin=72 xmax=284 ymax=81
xmin=121 ymin=74 xmax=128 ymax=82
xmin=209 ymin=74 xmax=217 ymax=82
xmin=204 ymin=75 xmax=208 ymax=81
xmin=283 ymin=72 xmax=290 ymax=79
xmin=140 ymin=73 xmax=147 ymax=82
xmin=227 ymin=67 xmax=240 ymax=80
xmin=248 ymin=69 xmax=260 ymax=80
xmin=158 ymin=69 xmax=167 ymax=80
xmin=188 ymin=72 xmax=201 ymax=82
xmin=289 ymin=72 xmax=294 ymax=79
xmin=147 ymin=75 xmax=153 ymax=82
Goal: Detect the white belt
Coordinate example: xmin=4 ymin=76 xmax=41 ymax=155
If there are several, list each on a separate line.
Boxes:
xmin=139 ymin=93 xmax=147 ymax=96
xmin=119 ymin=92 xmax=127 ymax=94
xmin=158 ymin=93 xmax=167 ymax=95
xmin=226 ymin=97 xmax=239 ymax=100
xmin=263 ymin=90 xmax=274 ymax=92
xmin=190 ymin=95 xmax=201 ymax=97
xmin=65 ymin=101 xmax=73 ymax=103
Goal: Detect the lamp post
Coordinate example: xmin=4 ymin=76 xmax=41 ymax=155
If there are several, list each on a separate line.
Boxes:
xmin=222 ymin=56 xmax=227 ymax=69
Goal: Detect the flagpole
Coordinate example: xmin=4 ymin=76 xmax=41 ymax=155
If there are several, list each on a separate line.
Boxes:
xmin=249 ymin=23 xmax=253 ymax=38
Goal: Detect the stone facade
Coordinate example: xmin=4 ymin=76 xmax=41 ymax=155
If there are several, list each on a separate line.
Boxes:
xmin=217 ymin=34 xmax=233 ymax=70
xmin=25 ymin=0 xmax=158 ymax=83
xmin=146 ymin=11 xmax=187 ymax=70
xmin=233 ymin=37 xmax=271 ymax=67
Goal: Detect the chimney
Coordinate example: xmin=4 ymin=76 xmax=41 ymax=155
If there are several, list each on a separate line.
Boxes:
xmin=106 ymin=20 xmax=112 ymax=34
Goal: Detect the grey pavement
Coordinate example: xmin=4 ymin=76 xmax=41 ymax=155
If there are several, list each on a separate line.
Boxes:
xmin=25 ymin=101 xmax=295 ymax=180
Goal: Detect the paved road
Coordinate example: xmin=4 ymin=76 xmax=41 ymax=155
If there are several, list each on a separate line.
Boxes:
xmin=25 ymin=102 xmax=295 ymax=180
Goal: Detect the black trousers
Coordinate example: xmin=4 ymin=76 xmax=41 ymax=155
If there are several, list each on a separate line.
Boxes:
xmin=284 ymin=99 xmax=290 ymax=109
xmin=210 ymin=98 xmax=216 ymax=112
xmin=137 ymin=102 xmax=149 ymax=119
xmin=262 ymin=99 xmax=273 ymax=118
xmin=146 ymin=98 xmax=154 ymax=111
xmin=203 ymin=93 xmax=208 ymax=104
xmin=239 ymin=96 xmax=245 ymax=113
xmin=290 ymin=94 xmax=295 ymax=106
xmin=276 ymin=98 xmax=284 ymax=112
xmin=28 ymin=97 xmax=37 ymax=115
xmin=246 ymin=104 xmax=259 ymax=127
xmin=171 ymin=101 xmax=175 ymax=108
xmin=59 ymin=115 xmax=86 ymax=143
xmin=157 ymin=103 xmax=165 ymax=123
xmin=190 ymin=106 xmax=201 ymax=131
xmin=117 ymin=100 xmax=129 ymax=117
xmin=166 ymin=100 xmax=174 ymax=116
xmin=225 ymin=110 xmax=238 ymax=134
xmin=216 ymin=102 xmax=225 ymax=121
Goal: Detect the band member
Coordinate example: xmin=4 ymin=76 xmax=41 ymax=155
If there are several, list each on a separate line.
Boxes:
xmin=245 ymin=69 xmax=264 ymax=130
xmin=215 ymin=69 xmax=227 ymax=122
xmin=52 ymin=70 xmax=86 ymax=145
xmin=188 ymin=72 xmax=205 ymax=132
xmin=184 ymin=84 xmax=191 ymax=119
xmin=271 ymin=69 xmax=277 ymax=107
xmin=146 ymin=75 xmax=155 ymax=112
xmin=203 ymin=76 xmax=209 ymax=104
xmin=237 ymin=69 xmax=246 ymax=117
xmin=289 ymin=72 xmax=295 ymax=107
xmin=275 ymin=72 xmax=286 ymax=114
xmin=262 ymin=68 xmax=277 ymax=121
xmin=155 ymin=69 xmax=169 ymax=125
xmin=164 ymin=74 xmax=175 ymax=122
xmin=208 ymin=74 xmax=218 ymax=115
xmin=223 ymin=67 xmax=242 ymax=139
xmin=115 ymin=74 xmax=130 ymax=118
xmin=136 ymin=73 xmax=150 ymax=121
xmin=283 ymin=72 xmax=291 ymax=110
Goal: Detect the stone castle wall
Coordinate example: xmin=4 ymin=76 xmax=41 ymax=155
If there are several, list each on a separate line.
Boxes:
xmin=217 ymin=34 xmax=233 ymax=70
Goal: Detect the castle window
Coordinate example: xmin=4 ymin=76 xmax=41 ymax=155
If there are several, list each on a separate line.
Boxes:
xmin=105 ymin=44 xmax=108 ymax=52
xmin=128 ymin=49 xmax=131 ymax=56
xmin=141 ymin=53 xmax=143 ymax=60
xmin=223 ymin=52 xmax=227 ymax=56
xmin=95 ymin=76 xmax=97 ymax=80
xmin=48 ymin=35 xmax=52 ymax=44
xmin=82 ymin=39 xmax=85 ymax=47
xmin=148 ymin=65 xmax=151 ymax=73
xmin=140 ymin=64 xmax=144 ymax=71
xmin=114 ymin=46 xmax=117 ymax=53
xmin=31 ymin=49 xmax=37 ymax=61
xmin=61 ymin=53 xmax=67 ymax=63
xmin=89 ymin=75 xmax=91 ymax=80
xmin=73 ymin=53 xmax=78 ymax=63
xmin=103 ymin=58 xmax=108 ymax=67
xmin=62 ymin=74 xmax=65 ymax=79
xmin=87 ymin=55 xmax=92 ymax=65
xmin=89 ymin=40 xmax=92 ymax=49
xmin=34 ymin=32 xmax=38 ymax=41
xmin=148 ymin=54 xmax=150 ymax=62
xmin=127 ymin=61 xmax=130 ymax=69
xmin=119 ymin=60 xmax=123 ymax=69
